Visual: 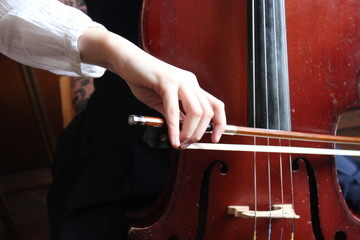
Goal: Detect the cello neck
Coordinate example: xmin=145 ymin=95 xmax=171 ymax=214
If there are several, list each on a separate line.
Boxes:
xmin=247 ymin=0 xmax=291 ymax=131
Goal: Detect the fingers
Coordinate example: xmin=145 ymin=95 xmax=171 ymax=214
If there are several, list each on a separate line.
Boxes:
xmin=204 ymin=91 xmax=227 ymax=143
xmin=180 ymin=89 xmax=226 ymax=148
xmin=163 ymin=72 xmax=226 ymax=149
xmin=162 ymin=86 xmax=181 ymax=149
xmin=179 ymin=87 xmax=214 ymax=148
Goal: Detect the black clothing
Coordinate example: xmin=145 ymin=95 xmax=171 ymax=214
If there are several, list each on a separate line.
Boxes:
xmin=47 ymin=1 xmax=171 ymax=239
xmin=336 ymin=155 xmax=360 ymax=213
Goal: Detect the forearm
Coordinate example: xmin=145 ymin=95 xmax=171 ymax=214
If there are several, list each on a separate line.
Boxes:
xmin=77 ymin=27 xmax=170 ymax=89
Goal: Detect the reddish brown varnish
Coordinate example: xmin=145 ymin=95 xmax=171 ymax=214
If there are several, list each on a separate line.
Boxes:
xmin=129 ymin=0 xmax=360 ymax=239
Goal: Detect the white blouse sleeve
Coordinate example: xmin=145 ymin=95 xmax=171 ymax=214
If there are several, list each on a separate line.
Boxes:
xmin=0 ymin=0 xmax=106 ymax=77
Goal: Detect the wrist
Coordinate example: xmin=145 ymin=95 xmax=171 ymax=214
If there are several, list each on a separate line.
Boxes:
xmin=77 ymin=27 xmax=114 ymax=70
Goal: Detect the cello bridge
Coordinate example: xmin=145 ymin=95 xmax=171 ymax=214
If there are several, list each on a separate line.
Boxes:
xmin=228 ymin=204 xmax=300 ymax=219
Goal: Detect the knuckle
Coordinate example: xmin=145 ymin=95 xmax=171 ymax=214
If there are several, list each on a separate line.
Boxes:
xmin=186 ymin=72 xmax=199 ymax=84
xmin=190 ymin=108 xmax=203 ymax=119
xmin=203 ymin=108 xmax=214 ymax=120
xmin=215 ymin=99 xmax=225 ymax=110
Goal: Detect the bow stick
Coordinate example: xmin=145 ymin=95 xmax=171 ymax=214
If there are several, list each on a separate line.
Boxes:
xmin=128 ymin=115 xmax=360 ymax=156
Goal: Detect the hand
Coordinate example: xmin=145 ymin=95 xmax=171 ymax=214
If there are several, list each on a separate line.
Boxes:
xmin=125 ymin=61 xmax=226 ymax=149
xmin=78 ymin=27 xmax=227 ymax=148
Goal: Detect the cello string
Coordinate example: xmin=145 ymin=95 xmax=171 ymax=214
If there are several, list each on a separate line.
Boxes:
xmin=253 ymin=145 xmax=258 ymax=240
xmin=278 ymin=0 xmax=296 ymax=236
xmin=261 ymin=0 xmax=273 ymax=238
xmin=289 ymin=149 xmax=296 ymax=238
xmin=267 ymin=145 xmax=273 ymax=240
xmin=251 ymin=0 xmax=258 ymax=237
xmin=279 ymin=144 xmax=285 ymax=240
xmin=269 ymin=0 xmax=287 ymax=236
xmin=272 ymin=0 xmax=292 ymax=236
xmin=273 ymin=2 xmax=286 ymax=240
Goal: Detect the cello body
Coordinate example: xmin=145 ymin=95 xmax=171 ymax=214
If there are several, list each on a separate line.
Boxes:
xmin=129 ymin=0 xmax=360 ymax=239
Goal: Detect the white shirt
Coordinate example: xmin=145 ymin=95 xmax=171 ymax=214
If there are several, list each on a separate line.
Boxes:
xmin=0 ymin=0 xmax=106 ymax=77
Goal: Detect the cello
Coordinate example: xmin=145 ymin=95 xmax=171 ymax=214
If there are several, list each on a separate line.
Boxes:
xmin=129 ymin=0 xmax=360 ymax=239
